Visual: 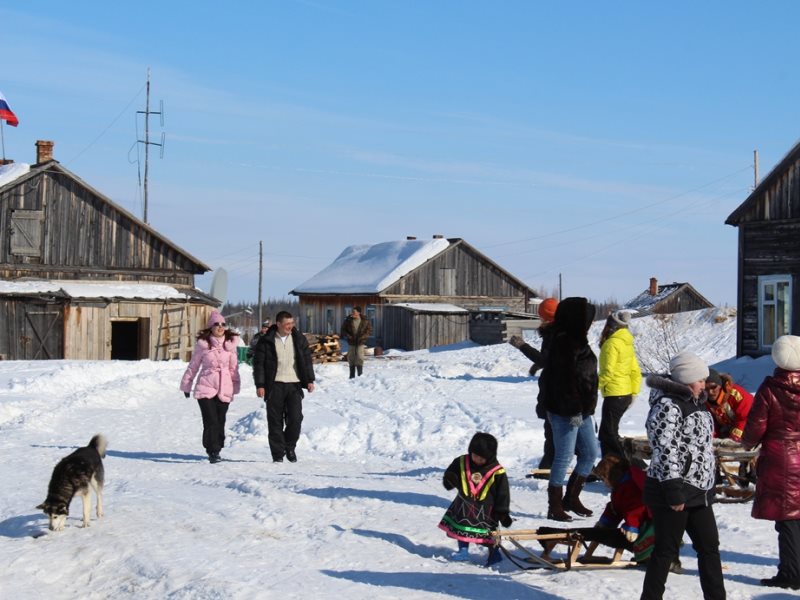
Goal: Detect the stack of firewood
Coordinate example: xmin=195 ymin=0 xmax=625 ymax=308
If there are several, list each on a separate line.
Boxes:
xmin=306 ymin=334 xmax=344 ymax=364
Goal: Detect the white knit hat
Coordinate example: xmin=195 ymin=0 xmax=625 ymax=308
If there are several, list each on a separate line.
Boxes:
xmin=772 ymin=335 xmax=800 ymax=371
xmin=611 ymin=310 xmax=632 ymax=327
xmin=669 ymin=351 xmax=709 ymax=384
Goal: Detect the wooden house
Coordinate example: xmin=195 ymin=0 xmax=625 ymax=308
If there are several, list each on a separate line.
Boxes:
xmin=726 ymin=139 xmax=800 ymax=357
xmin=291 ymin=236 xmax=538 ymax=349
xmin=621 ymin=277 xmax=714 ymax=317
xmin=0 ymin=141 xmax=217 ymax=360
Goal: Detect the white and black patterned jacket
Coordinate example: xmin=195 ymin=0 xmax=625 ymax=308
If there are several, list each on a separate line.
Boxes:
xmin=643 ymin=374 xmax=716 ymax=508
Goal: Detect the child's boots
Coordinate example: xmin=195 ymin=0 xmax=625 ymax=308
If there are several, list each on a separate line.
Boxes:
xmin=486 ymin=546 xmax=502 ymax=566
xmin=451 ymin=541 xmax=470 ymax=561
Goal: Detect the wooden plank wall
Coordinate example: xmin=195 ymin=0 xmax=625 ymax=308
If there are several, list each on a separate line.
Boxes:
xmin=0 ymin=298 xmax=65 ymax=359
xmin=738 ymin=221 xmax=800 ymax=356
xmin=297 ymin=295 xmax=382 ymax=337
xmin=0 ymin=171 xmax=200 ymax=282
xmin=383 ymin=306 xmax=469 ymax=351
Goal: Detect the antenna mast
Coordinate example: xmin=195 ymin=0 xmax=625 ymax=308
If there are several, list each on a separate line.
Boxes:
xmin=137 ymin=68 xmax=165 ymax=224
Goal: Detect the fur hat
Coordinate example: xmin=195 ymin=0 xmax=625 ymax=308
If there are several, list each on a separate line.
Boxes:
xmin=538 ymin=298 xmax=558 ymax=323
xmin=669 ymin=351 xmax=709 ymax=384
xmin=207 ymin=309 xmax=225 ymax=329
xmin=468 ymin=432 xmax=498 ymax=462
xmin=706 ymin=368 xmax=723 ymax=386
xmin=611 ymin=310 xmax=631 ymax=327
xmin=261 ymin=320 xmax=270 ymax=328
xmin=772 ymin=335 xmax=800 ymax=371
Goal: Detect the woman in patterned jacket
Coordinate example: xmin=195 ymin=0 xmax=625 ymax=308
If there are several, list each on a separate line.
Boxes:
xmin=640 ymin=351 xmax=726 ymax=600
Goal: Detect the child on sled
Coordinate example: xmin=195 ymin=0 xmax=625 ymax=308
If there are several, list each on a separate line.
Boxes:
xmin=538 ymin=454 xmax=671 ymax=567
xmin=438 ymin=432 xmax=513 ymax=566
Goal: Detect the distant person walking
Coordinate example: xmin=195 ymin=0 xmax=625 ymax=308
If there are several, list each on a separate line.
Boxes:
xmin=539 ymin=297 xmax=600 ymax=521
xmin=252 ymin=311 xmax=315 ymax=463
xmin=508 ymin=297 xmax=560 ymax=474
xmin=598 ymin=310 xmax=642 ymax=458
xmin=247 ymin=319 xmax=271 ymax=361
xmin=742 ymin=335 xmax=800 ymax=591
xmin=341 ymin=306 xmax=372 ymax=378
xmin=640 ymin=351 xmax=725 ymax=600
xmin=180 ymin=309 xmax=241 ymax=464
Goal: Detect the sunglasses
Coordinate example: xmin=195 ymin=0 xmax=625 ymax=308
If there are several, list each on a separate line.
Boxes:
xmin=212 ymin=322 xmax=227 ymax=328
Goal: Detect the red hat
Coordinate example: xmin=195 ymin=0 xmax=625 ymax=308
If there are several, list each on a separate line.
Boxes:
xmin=538 ymin=298 xmax=558 ymax=322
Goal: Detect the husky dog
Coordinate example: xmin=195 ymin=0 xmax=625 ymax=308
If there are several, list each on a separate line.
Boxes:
xmin=37 ymin=434 xmax=107 ymax=531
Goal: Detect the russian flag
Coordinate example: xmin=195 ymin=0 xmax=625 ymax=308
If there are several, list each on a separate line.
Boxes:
xmin=0 ymin=91 xmax=19 ymax=127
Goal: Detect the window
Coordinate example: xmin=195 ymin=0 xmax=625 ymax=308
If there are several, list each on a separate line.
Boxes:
xmin=10 ymin=210 xmax=44 ymax=257
xmin=325 ymin=307 xmax=335 ymax=335
xmin=305 ymin=307 xmax=314 ymax=334
xmin=759 ymin=275 xmax=792 ymax=349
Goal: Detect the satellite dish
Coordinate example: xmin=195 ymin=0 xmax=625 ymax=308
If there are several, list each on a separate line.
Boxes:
xmin=209 ymin=268 xmax=228 ymax=307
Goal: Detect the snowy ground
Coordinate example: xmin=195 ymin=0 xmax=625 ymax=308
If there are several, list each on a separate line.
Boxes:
xmin=0 ymin=308 xmax=790 ymax=599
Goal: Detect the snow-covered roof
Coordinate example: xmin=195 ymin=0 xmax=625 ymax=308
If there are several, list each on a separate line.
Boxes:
xmin=0 ymin=280 xmax=192 ymax=300
xmin=391 ymin=302 xmax=468 ymax=313
xmin=0 ymin=162 xmax=30 ymax=188
xmin=292 ymin=238 xmax=450 ymax=294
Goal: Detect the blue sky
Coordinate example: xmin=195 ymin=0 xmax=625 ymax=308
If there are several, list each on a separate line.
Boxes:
xmin=2 ymin=1 xmax=799 ymax=307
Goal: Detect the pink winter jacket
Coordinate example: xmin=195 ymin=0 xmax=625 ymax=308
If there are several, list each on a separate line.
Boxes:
xmin=180 ymin=335 xmax=241 ymax=403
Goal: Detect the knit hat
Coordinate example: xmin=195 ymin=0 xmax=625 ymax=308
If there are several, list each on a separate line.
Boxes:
xmin=538 ymin=298 xmax=558 ymax=322
xmin=207 ymin=309 xmax=225 ymax=329
xmin=772 ymin=335 xmax=800 ymax=371
xmin=706 ymin=368 xmax=723 ymax=386
xmin=468 ymin=432 xmax=498 ymax=462
xmin=611 ymin=310 xmax=631 ymax=327
xmin=669 ymin=351 xmax=709 ymax=384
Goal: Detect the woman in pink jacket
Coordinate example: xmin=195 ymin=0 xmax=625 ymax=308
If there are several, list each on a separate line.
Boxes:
xmin=180 ymin=310 xmax=241 ymax=463
xmin=742 ymin=334 xmax=800 ymax=591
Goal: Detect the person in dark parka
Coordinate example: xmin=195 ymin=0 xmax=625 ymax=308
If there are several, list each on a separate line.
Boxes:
xmin=540 ymin=296 xmax=600 ymax=522
xmin=252 ymin=311 xmax=315 ymax=463
xmin=742 ymin=334 xmax=800 ymax=591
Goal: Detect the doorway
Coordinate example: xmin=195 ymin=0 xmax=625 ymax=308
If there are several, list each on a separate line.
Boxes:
xmin=111 ymin=319 xmax=149 ymax=360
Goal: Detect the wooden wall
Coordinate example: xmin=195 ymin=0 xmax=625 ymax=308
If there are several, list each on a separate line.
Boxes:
xmin=381 ymin=242 xmax=531 ymax=307
xmin=296 ymin=295 xmax=382 ymax=337
xmin=0 ymin=169 xmax=201 ymax=282
xmin=383 ymin=305 xmax=470 ymax=351
xmin=0 ymin=297 xmax=65 ymax=359
xmin=652 ymin=288 xmax=713 ymax=315
xmin=736 ymin=221 xmax=800 ymax=356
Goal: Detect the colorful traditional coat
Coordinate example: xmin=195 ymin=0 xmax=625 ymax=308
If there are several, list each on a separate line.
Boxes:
xmin=706 ymin=383 xmax=753 ymax=442
xmin=438 ymin=454 xmax=510 ymax=545
xmin=597 ymin=466 xmax=654 ymax=561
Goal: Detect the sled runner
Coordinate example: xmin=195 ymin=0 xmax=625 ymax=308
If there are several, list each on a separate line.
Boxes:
xmin=491 ymin=529 xmax=637 ymax=571
xmin=622 ymin=436 xmax=758 ymax=504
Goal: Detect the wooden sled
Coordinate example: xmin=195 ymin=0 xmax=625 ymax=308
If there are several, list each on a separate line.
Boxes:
xmin=622 ymin=436 xmax=759 ymax=504
xmin=525 ymin=468 xmax=572 ymax=479
xmin=491 ymin=529 xmax=638 ymax=571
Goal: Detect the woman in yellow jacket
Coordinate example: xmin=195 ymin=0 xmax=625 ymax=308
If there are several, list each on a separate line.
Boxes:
xmin=598 ymin=310 xmax=642 ymax=458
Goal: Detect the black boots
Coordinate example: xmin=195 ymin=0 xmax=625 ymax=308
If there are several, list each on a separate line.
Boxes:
xmin=547 ymin=486 xmax=573 ymax=522
xmin=349 ymin=365 xmax=364 ymax=379
xmin=563 ymin=473 xmax=593 ymax=517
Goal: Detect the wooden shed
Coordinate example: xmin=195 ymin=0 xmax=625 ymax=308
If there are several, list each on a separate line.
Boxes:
xmin=0 ymin=142 xmax=217 ymax=360
xmin=621 ymin=277 xmax=714 ymax=317
xmin=726 ymin=139 xmax=800 ymax=357
xmin=291 ymin=236 xmax=538 ymax=349
xmin=383 ymin=303 xmax=470 ymax=351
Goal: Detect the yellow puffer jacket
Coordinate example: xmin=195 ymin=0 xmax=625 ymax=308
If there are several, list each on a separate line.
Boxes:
xmin=599 ymin=328 xmax=642 ymax=397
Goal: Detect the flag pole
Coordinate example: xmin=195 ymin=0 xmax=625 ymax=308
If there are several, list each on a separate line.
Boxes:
xmin=1 ymin=120 xmax=5 ymax=161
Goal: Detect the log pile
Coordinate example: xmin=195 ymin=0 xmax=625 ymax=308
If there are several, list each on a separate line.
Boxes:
xmin=306 ymin=334 xmax=344 ymax=364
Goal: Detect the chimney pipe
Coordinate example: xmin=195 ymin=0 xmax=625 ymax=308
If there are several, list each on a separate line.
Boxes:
xmin=36 ymin=140 xmax=54 ymax=164
xmin=649 ymin=277 xmax=658 ymax=296
xmin=406 ymin=236 xmax=417 ymax=240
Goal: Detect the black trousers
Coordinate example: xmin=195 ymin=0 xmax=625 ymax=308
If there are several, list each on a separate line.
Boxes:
xmin=537 ymin=525 xmax=632 ymax=551
xmin=266 ymin=382 xmax=304 ymax=460
xmin=641 ymin=504 xmax=726 ymax=600
xmin=197 ymin=396 xmax=229 ymax=455
xmin=538 ymin=418 xmax=555 ymax=470
xmin=776 ymin=519 xmax=800 ymax=582
xmin=599 ymin=395 xmax=633 ymax=458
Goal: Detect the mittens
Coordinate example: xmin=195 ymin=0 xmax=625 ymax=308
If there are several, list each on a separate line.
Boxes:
xmin=508 ymin=335 xmax=524 ymax=348
xmin=499 ymin=514 xmax=513 ymax=528
xmin=622 ymin=528 xmax=637 ymax=543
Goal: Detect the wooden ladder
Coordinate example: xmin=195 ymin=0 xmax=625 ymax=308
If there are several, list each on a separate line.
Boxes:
xmin=156 ymin=302 xmax=193 ymax=360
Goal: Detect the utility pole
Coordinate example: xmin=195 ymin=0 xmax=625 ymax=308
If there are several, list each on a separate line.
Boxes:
xmin=137 ymin=68 xmax=165 ymax=224
xmin=558 ymin=273 xmax=563 ymax=301
xmin=258 ymin=241 xmax=263 ymax=325
xmin=753 ymin=149 xmax=759 ymax=190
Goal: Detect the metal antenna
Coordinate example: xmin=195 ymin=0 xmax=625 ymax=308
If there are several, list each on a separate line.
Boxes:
xmin=137 ymin=67 xmax=165 ymax=224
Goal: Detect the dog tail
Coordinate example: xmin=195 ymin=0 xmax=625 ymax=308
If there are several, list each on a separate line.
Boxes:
xmin=89 ymin=434 xmax=108 ymax=458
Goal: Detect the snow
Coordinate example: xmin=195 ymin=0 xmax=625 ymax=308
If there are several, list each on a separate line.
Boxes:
xmin=0 ymin=308 xmax=783 ymax=599
xmin=292 ymin=238 xmax=450 ymax=294
xmin=0 ymin=280 xmax=190 ymax=300
xmin=0 ymin=161 xmax=30 ymax=188
xmin=392 ymin=303 xmax=468 ymax=313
